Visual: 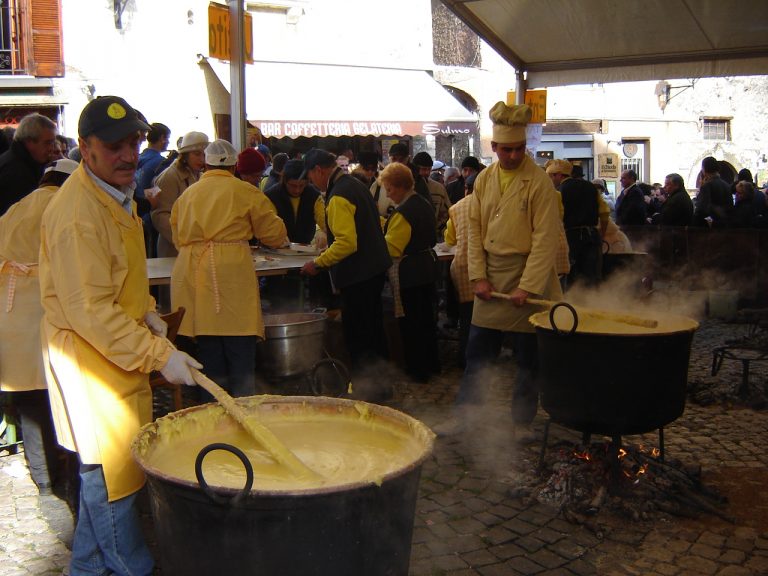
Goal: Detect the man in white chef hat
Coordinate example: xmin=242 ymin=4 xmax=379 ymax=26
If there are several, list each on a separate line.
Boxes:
xmin=436 ymin=101 xmax=562 ymax=441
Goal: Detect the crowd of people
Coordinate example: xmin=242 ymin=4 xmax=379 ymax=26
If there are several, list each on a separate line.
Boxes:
xmin=2 ymin=96 xmax=768 ymax=575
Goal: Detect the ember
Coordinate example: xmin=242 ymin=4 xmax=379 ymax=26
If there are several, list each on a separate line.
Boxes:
xmin=510 ymin=440 xmax=732 ymax=536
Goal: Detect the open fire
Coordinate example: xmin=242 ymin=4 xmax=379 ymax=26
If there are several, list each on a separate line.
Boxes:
xmin=510 ymin=440 xmax=731 ymax=537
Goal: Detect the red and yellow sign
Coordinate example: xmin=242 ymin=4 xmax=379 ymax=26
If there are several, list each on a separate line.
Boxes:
xmin=208 ymin=2 xmax=254 ymax=64
xmin=506 ymin=90 xmax=547 ymax=124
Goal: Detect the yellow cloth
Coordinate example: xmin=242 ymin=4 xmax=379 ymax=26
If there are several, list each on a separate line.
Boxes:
xmin=170 ymin=170 xmax=287 ymax=338
xmin=468 ymin=156 xmax=562 ymax=332
xmin=0 ymin=186 xmax=57 ymax=392
xmin=287 ymin=195 xmax=326 ymax=233
xmin=384 ymin=211 xmax=411 ymax=258
xmin=444 ymin=217 xmax=456 ymax=246
xmin=40 ymin=165 xmax=173 ymax=501
xmin=314 ymin=195 xmax=357 ymax=268
xmin=448 ymin=197 xmax=473 ymax=303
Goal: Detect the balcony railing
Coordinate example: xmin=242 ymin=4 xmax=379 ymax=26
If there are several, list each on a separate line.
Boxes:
xmin=0 ymin=0 xmax=26 ymax=75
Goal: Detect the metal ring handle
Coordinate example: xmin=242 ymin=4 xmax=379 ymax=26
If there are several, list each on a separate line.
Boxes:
xmin=549 ymin=302 xmax=579 ymax=336
xmin=602 ymin=239 xmax=611 ymax=254
xmin=195 ymin=443 xmax=254 ymax=506
xmin=310 ymin=357 xmax=351 ymax=397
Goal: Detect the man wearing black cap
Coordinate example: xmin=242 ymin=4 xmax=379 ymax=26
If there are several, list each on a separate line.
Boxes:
xmin=39 ymin=95 xmax=202 ymax=575
xmin=412 ymin=151 xmax=451 ymax=236
xmin=266 ymin=159 xmax=325 ymax=244
xmin=447 ymin=156 xmax=482 ymax=205
xmin=300 ymin=148 xmax=392 ymax=397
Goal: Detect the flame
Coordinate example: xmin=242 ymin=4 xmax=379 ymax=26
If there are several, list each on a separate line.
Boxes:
xmin=650 ymin=448 xmax=660 ymax=458
xmin=573 ymin=450 xmax=592 ymax=461
xmin=618 ymin=448 xmax=627 ymax=459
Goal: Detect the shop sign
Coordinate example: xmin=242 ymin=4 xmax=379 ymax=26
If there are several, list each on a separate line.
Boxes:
xmin=598 ymin=153 xmax=620 ymax=178
xmin=254 ymin=120 xmax=476 ymax=138
xmin=506 ymin=90 xmax=547 ymax=123
xmin=208 ymin=2 xmax=254 ymax=64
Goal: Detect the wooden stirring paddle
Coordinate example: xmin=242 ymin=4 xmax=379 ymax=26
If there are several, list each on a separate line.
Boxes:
xmin=191 ymin=369 xmax=321 ymax=481
xmin=490 ymin=292 xmax=658 ymax=329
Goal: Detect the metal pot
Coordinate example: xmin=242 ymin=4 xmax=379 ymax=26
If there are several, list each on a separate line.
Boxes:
xmin=602 ymin=242 xmax=648 ymax=279
xmin=530 ymin=306 xmax=699 ymax=436
xmin=257 ymin=312 xmax=327 ymax=378
xmin=131 ymin=396 xmax=435 ymax=576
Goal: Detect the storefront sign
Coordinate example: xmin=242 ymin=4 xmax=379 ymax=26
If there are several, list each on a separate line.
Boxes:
xmin=598 ymin=153 xmax=620 ymax=178
xmin=208 ymin=2 xmax=254 ymax=64
xmin=253 ymin=120 xmax=476 ymax=138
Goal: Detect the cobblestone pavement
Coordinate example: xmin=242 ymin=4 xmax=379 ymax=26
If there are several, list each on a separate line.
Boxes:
xmin=2 ymin=318 xmax=767 ymax=575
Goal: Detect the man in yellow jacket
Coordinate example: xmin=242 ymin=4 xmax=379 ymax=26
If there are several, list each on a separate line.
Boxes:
xmin=40 ymin=96 xmax=202 ymax=576
xmin=171 ymin=139 xmax=287 ymax=398
xmin=437 ymin=102 xmax=562 ymax=440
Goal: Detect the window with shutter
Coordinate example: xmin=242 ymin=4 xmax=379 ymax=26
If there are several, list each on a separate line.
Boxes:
xmin=27 ymin=0 xmax=63 ymax=77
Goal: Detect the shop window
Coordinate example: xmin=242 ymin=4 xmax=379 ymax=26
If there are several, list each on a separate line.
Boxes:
xmin=0 ymin=0 xmax=63 ymax=77
xmin=703 ymin=118 xmax=731 ymax=141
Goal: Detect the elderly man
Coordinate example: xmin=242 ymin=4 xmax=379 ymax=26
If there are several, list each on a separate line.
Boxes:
xmin=615 ymin=169 xmax=647 ymax=227
xmin=40 ymin=95 xmax=202 ymax=576
xmin=437 ymin=102 xmax=562 ymax=439
xmin=0 ymin=113 xmax=57 ymax=215
xmin=300 ymin=149 xmax=392 ymax=399
xmin=660 ymin=173 xmax=694 ymax=226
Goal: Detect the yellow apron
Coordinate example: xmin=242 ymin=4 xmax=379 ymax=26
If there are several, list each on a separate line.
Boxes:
xmin=45 ymin=205 xmax=152 ymax=502
xmin=471 ymin=252 xmax=562 ymax=333
xmin=0 ymin=263 xmax=46 ymax=392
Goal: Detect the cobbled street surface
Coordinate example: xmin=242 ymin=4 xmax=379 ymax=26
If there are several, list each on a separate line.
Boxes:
xmin=2 ymin=318 xmax=767 ymax=575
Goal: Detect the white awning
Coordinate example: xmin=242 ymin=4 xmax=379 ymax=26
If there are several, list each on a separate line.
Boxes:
xmin=208 ymin=61 xmax=477 ymax=138
xmin=441 ymin=0 xmax=768 ymax=87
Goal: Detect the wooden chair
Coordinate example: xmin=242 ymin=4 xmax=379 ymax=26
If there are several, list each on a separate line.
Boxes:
xmin=149 ymin=307 xmax=186 ymax=412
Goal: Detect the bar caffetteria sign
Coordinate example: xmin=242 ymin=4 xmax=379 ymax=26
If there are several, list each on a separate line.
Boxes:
xmin=254 ymin=120 xmax=476 ymax=138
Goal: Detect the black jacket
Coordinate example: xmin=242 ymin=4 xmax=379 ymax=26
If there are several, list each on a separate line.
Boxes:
xmin=615 ymin=184 xmax=646 ymax=226
xmin=386 ymin=193 xmax=437 ymax=288
xmin=694 ymin=177 xmax=733 ymax=228
xmin=266 ymin=184 xmax=320 ymax=244
xmin=325 ymin=169 xmax=391 ymax=289
xmin=561 ymin=177 xmax=599 ymax=229
xmin=0 ymin=141 xmax=45 ymax=216
xmin=659 ymin=188 xmax=694 ymax=226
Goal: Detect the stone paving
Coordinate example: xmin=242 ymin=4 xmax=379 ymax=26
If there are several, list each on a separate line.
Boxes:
xmin=2 ymin=318 xmax=767 ymax=575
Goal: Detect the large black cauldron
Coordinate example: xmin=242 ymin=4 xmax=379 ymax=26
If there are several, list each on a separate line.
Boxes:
xmin=132 ymin=397 xmax=434 ymax=576
xmin=530 ymin=307 xmax=698 ymax=437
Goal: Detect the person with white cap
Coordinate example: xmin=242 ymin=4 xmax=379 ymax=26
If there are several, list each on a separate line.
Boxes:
xmin=0 ymin=158 xmax=79 ymax=501
xmin=170 ymin=139 xmax=287 ymax=399
xmin=39 ymin=95 xmax=203 ymax=575
xmin=151 ymin=130 xmax=209 ymax=257
xmin=436 ymin=102 xmax=562 ymax=440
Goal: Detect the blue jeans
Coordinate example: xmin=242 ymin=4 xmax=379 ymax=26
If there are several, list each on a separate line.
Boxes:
xmin=456 ymin=325 xmax=539 ymax=425
xmin=70 ymin=465 xmax=153 ymax=576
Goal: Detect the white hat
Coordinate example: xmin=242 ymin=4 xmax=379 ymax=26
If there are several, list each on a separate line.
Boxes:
xmin=432 ymin=160 xmax=446 ymax=172
xmin=205 ymin=139 xmax=238 ymax=166
xmin=178 ymin=131 xmax=209 ymax=153
xmin=44 ymin=158 xmax=79 ymax=176
xmin=489 ymin=102 xmax=532 ymax=143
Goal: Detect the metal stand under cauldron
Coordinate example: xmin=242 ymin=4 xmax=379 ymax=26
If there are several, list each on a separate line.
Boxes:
xmin=530 ymin=303 xmax=699 ymax=480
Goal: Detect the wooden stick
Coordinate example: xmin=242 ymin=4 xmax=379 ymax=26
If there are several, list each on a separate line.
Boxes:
xmin=191 ymin=369 xmax=320 ymax=480
xmin=490 ymin=292 xmax=658 ymax=328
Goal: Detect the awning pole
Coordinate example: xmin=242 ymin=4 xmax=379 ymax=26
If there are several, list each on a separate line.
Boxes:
xmin=515 ymin=70 xmax=526 ymax=105
xmin=229 ymin=0 xmax=246 ymax=151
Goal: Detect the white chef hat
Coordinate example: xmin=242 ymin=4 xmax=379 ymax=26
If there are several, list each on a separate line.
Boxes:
xmin=489 ymin=102 xmax=532 ymax=143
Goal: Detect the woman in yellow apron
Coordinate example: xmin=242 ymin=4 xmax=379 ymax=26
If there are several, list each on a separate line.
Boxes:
xmin=0 ymin=159 xmax=78 ymax=495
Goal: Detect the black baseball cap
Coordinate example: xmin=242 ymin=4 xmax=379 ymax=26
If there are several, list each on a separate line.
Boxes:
xmin=78 ymin=96 xmax=151 ymax=143
xmin=301 ymin=148 xmax=336 ymax=179
xmin=412 ymin=151 xmax=433 ymax=168
xmin=388 ymin=142 xmax=409 ymax=157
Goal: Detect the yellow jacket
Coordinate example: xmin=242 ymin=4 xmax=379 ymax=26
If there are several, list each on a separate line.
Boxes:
xmin=40 ymin=165 xmax=173 ymax=501
xmin=468 ymin=157 xmax=560 ymax=295
xmin=170 ymin=170 xmax=287 ymax=338
xmin=0 ymin=186 xmax=57 ymax=392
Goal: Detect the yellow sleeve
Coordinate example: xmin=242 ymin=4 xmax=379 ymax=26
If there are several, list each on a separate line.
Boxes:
xmin=314 ymin=195 xmax=326 ymax=233
xmin=250 ymin=193 xmax=288 ymax=248
xmin=444 ymin=216 xmax=457 ymax=246
xmin=314 ymin=195 xmax=357 ymax=268
xmin=597 ymin=191 xmax=610 ymax=227
xmin=384 ymin=212 xmax=411 ymax=258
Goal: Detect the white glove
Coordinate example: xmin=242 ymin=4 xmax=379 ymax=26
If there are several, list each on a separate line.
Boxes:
xmin=160 ymin=350 xmax=203 ymax=386
xmin=144 ymin=311 xmax=168 ymax=338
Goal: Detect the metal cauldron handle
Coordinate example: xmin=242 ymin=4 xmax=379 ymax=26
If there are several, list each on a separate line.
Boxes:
xmin=195 ymin=443 xmax=254 ymax=506
xmin=602 ymin=239 xmax=611 ymax=254
xmin=549 ymin=301 xmax=579 ymax=336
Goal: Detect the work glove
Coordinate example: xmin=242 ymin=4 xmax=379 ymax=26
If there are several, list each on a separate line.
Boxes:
xmin=144 ymin=311 xmax=168 ymax=338
xmin=160 ymin=350 xmax=203 ymax=386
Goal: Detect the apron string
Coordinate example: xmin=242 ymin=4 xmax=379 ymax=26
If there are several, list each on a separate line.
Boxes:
xmin=0 ymin=260 xmax=38 ymax=313
xmin=193 ymin=241 xmax=249 ymax=314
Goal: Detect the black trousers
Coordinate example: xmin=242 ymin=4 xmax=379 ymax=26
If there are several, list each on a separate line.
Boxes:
xmin=399 ymin=282 xmax=440 ymax=382
xmin=566 ymin=227 xmax=603 ymax=287
xmin=340 ymin=274 xmax=387 ymax=371
xmin=13 ymin=390 xmax=59 ymax=488
xmin=196 ymin=335 xmax=257 ymax=398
